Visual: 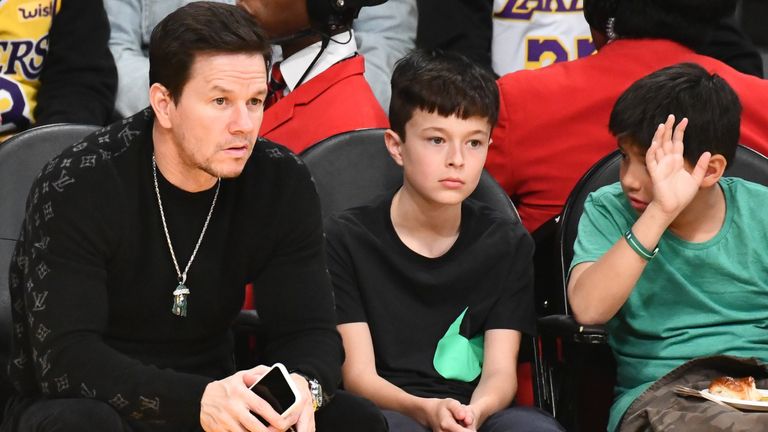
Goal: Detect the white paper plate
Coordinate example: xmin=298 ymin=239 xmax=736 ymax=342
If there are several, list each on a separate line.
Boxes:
xmin=701 ymin=389 xmax=768 ymax=411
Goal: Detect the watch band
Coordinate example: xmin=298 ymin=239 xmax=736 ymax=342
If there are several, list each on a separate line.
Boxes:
xmin=290 ymin=370 xmax=325 ymax=411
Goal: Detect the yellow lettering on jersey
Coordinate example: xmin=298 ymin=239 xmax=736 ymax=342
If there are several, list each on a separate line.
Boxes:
xmin=511 ymin=0 xmax=534 ymax=15
xmin=495 ymin=0 xmax=584 ymax=21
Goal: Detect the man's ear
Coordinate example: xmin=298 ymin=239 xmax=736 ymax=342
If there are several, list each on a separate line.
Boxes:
xmin=701 ymin=153 xmax=727 ymax=188
xmin=384 ymin=129 xmax=404 ymax=167
xmin=150 ymin=83 xmax=174 ymax=129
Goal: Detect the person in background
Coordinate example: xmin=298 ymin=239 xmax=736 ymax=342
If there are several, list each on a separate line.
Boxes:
xmin=104 ymin=0 xmax=234 ymax=118
xmin=106 ymin=0 xmax=411 ymax=117
xmin=238 ymin=0 xmax=389 ymax=154
xmin=489 ymin=0 xmax=761 ymax=77
xmin=491 ymin=0 xmax=595 ymax=76
xmin=486 ymin=0 xmax=768 ymax=233
xmin=416 ymin=0 xmax=494 ymax=72
xmin=354 ymin=0 xmax=417 ymax=112
xmin=0 ymin=0 xmax=116 ymax=142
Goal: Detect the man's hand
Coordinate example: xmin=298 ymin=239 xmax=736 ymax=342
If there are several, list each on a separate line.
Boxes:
xmin=419 ymin=398 xmax=473 ymax=432
xmin=200 ymin=366 xmax=302 ymax=432
xmin=646 ymin=114 xmax=711 ymax=219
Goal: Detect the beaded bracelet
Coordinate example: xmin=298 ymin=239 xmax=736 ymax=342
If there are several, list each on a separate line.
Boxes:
xmin=624 ymin=229 xmax=658 ymax=261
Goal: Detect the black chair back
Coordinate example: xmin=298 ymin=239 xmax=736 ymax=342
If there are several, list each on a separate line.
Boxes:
xmin=301 ymin=128 xmax=520 ymax=220
xmin=301 ymin=129 xmax=401 ymax=218
xmin=0 ymin=124 xmax=100 ymax=360
xmin=557 ymin=152 xmax=621 ymax=315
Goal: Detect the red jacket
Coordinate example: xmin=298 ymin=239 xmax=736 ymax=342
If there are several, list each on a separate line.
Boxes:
xmin=487 ymin=39 xmax=768 ymax=232
xmin=260 ymin=55 xmax=389 ymax=154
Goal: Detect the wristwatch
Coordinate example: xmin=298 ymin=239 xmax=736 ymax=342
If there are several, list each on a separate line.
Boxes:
xmin=291 ymin=371 xmax=325 ymax=411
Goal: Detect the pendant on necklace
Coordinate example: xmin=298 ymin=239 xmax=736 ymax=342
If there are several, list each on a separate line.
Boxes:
xmin=172 ymin=283 xmax=190 ymax=317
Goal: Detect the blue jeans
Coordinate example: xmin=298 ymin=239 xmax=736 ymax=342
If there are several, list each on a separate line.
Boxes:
xmin=382 ymin=406 xmax=565 ymax=432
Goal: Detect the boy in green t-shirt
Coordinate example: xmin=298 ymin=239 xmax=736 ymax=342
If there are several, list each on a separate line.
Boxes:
xmin=569 ymin=62 xmax=768 ymax=431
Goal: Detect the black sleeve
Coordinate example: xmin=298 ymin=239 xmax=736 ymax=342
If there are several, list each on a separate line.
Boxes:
xmin=252 ymin=156 xmax=344 ymax=395
xmin=8 ymin=159 xmax=209 ymax=425
xmin=35 ymin=0 xmax=117 ymax=126
xmin=484 ymin=221 xmax=537 ymax=336
xmin=324 ymin=215 xmax=368 ymax=325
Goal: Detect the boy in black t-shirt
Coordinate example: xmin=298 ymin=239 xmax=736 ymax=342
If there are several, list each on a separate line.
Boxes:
xmin=325 ymin=50 xmax=564 ymax=432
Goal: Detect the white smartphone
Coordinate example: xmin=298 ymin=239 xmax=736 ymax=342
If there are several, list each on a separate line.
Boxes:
xmin=248 ymin=363 xmax=303 ymax=423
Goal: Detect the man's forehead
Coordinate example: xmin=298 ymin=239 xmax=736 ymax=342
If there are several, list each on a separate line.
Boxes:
xmin=190 ymin=51 xmax=267 ymax=72
xmin=189 ymin=52 xmax=268 ymax=86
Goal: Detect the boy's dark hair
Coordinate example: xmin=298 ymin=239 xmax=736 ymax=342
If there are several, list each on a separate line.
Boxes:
xmin=149 ymin=2 xmax=271 ymax=102
xmin=609 ymin=62 xmax=742 ymax=165
xmin=584 ymin=0 xmax=737 ymax=49
xmin=389 ymin=49 xmax=499 ymax=140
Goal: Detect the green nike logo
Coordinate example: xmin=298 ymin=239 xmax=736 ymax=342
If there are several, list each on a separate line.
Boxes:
xmin=433 ymin=307 xmax=484 ymax=382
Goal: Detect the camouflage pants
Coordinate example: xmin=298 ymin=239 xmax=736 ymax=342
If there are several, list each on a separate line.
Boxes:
xmin=620 ymin=355 xmax=768 ymax=432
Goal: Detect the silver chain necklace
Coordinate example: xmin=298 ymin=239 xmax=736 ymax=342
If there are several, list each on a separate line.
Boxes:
xmin=152 ymin=155 xmax=220 ymax=317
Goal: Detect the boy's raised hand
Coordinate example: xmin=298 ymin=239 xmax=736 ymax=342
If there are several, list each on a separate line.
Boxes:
xmin=646 ymin=114 xmax=711 ymax=219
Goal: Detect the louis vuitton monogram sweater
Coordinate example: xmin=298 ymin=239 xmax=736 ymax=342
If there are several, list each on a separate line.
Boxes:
xmin=7 ymin=109 xmax=342 ymax=427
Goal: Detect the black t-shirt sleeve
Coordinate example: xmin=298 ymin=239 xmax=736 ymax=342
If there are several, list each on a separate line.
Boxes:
xmin=8 ymin=156 xmax=209 ymax=424
xmin=324 ymin=215 xmax=368 ymax=325
xmin=250 ymin=154 xmax=344 ymax=394
xmin=482 ymin=221 xmax=537 ymax=336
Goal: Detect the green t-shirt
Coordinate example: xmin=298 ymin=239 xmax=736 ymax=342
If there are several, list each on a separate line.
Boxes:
xmin=571 ymin=178 xmax=768 ymax=432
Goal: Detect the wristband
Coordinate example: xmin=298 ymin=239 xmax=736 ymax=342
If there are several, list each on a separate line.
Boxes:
xmin=624 ymin=229 xmax=658 ymax=261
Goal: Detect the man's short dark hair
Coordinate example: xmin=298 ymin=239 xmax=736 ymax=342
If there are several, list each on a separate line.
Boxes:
xmin=609 ymin=62 xmax=742 ymax=165
xmin=149 ymin=1 xmax=272 ymax=102
xmin=389 ymin=49 xmax=499 ymax=140
xmin=584 ymin=0 xmax=737 ymax=49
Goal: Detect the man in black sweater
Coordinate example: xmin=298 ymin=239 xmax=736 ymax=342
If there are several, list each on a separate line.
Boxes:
xmin=3 ymin=3 xmax=385 ymax=431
